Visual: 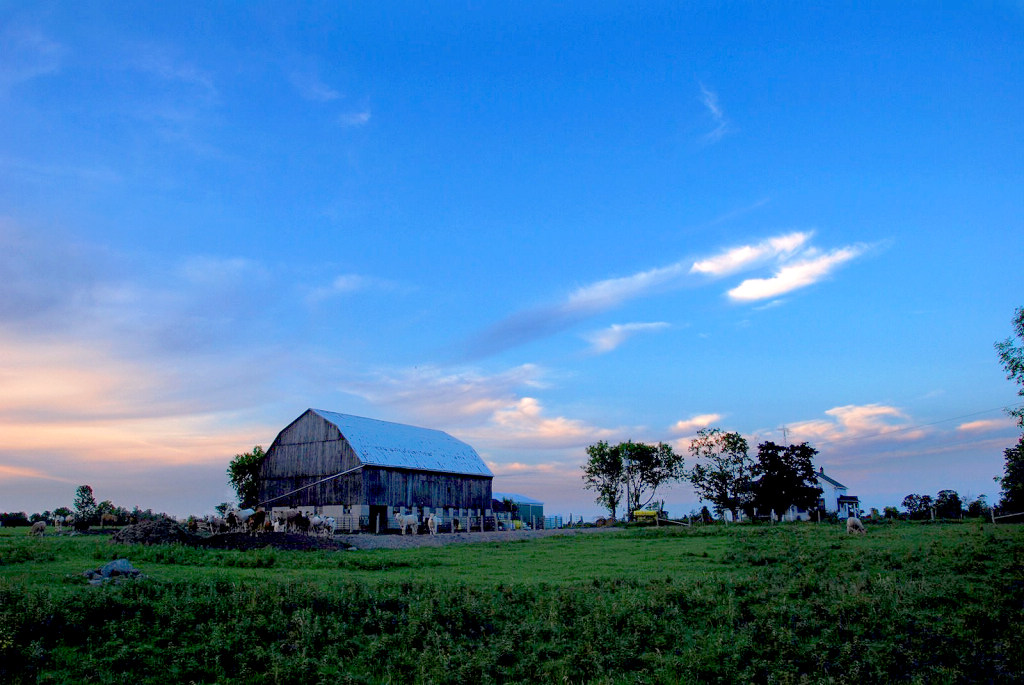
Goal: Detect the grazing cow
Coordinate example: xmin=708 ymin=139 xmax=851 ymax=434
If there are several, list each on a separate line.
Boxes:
xmin=100 ymin=513 xmax=118 ymax=529
xmin=29 ymin=521 xmax=46 ymax=536
xmin=207 ymin=516 xmax=229 ymax=534
xmin=396 ymin=513 xmax=418 ymax=535
xmin=426 ymin=513 xmax=438 ymax=535
xmin=846 ymin=516 xmax=866 ymax=535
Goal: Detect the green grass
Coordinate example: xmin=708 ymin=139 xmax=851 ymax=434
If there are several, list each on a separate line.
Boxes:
xmin=2 ymin=521 xmax=1022 ymax=683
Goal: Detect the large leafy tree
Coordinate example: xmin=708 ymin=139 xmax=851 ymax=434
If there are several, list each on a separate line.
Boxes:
xmin=995 ymin=306 xmax=1024 ymax=511
xmin=582 ymin=440 xmax=685 ymax=519
xmin=935 ymin=489 xmax=963 ymax=519
xmin=228 ymin=445 xmax=267 ymax=508
xmin=998 ymin=437 xmax=1024 ymax=513
xmin=687 ymin=428 xmax=752 ymax=521
xmin=902 ymin=493 xmax=934 ymax=520
xmin=751 ymin=441 xmax=822 ymax=520
xmin=582 ymin=441 xmax=625 ymax=519
xmin=620 ymin=441 xmax=685 ymax=515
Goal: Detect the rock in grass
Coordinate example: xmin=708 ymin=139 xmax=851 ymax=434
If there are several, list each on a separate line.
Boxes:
xmin=83 ymin=558 xmax=144 ymax=585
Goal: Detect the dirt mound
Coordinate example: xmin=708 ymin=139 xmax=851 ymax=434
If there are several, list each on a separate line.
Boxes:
xmin=199 ymin=532 xmax=350 ymax=552
xmin=110 ymin=518 xmax=201 ymax=546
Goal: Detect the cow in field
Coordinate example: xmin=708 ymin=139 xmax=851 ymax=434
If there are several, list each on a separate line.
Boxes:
xmin=846 ymin=516 xmax=866 ymax=535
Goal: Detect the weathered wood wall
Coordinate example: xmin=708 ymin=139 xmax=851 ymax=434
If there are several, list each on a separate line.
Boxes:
xmin=362 ymin=467 xmax=491 ymax=509
xmin=257 ymin=409 xmax=493 ymax=509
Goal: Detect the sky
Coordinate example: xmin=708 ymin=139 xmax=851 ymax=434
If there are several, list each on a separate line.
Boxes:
xmin=2 ymin=2 xmax=1023 ymax=520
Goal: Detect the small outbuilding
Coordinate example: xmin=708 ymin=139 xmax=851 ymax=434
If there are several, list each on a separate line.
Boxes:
xmin=257 ymin=409 xmax=493 ymax=532
xmin=492 ymin=491 xmax=545 ymax=529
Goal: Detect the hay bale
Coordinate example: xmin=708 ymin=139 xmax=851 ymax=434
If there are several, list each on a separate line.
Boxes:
xmin=110 ymin=518 xmax=199 ymax=546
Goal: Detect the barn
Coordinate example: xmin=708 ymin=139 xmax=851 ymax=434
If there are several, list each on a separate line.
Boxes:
xmin=257 ymin=409 xmax=494 ymax=532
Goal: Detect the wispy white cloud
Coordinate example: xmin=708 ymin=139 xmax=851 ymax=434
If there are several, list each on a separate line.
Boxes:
xmin=132 ymin=47 xmax=218 ymax=101
xmin=699 ymin=83 xmax=729 ymax=143
xmin=789 ymin=404 xmax=927 ymax=444
xmin=467 ymin=230 xmax=866 ymax=357
xmin=690 ymin=231 xmax=811 ymax=277
xmin=346 ymin=364 xmax=616 ymax=450
xmin=958 ymin=417 xmax=1016 ymax=433
xmin=306 ymin=273 xmax=399 ymax=302
xmin=288 ymin=68 xmax=341 ymax=102
xmin=339 ymin=109 xmax=371 ymax=127
xmin=727 ymin=246 xmax=865 ymax=302
xmin=567 ymin=262 xmax=690 ymax=312
xmin=482 ymin=397 xmax=616 ymax=449
xmin=177 ymin=256 xmax=261 ymax=286
xmin=0 ymin=26 xmax=64 ymax=91
xmin=670 ymin=413 xmax=723 ymax=435
xmin=583 ymin=322 xmax=670 ymax=354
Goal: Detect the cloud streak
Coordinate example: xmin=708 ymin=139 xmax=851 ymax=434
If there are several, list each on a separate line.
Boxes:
xmin=670 ymin=413 xmax=723 ymax=435
xmin=583 ymin=322 xmax=670 ymax=354
xmin=690 ymin=231 xmax=811 ymax=277
xmin=699 ymin=83 xmax=729 ymax=143
xmin=0 ymin=26 xmax=64 ymax=91
xmin=467 ymin=231 xmax=866 ymax=357
xmin=727 ymin=246 xmax=865 ymax=302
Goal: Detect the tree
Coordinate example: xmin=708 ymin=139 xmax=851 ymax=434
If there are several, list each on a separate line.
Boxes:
xmin=750 ymin=441 xmax=823 ymax=520
xmin=74 ymin=485 xmax=98 ymax=522
xmin=582 ymin=441 xmax=625 ymax=519
xmin=883 ymin=506 xmax=900 ymax=519
xmin=997 ymin=437 xmax=1024 ymax=512
xmin=227 ymin=445 xmax=267 ymax=508
xmin=995 ymin=307 xmax=1024 ymax=511
xmin=687 ymin=428 xmax=753 ymax=521
xmin=582 ymin=440 xmax=685 ymax=519
xmin=902 ymin=493 xmax=933 ymax=520
xmin=620 ymin=441 xmax=685 ymax=515
xmin=966 ymin=495 xmax=990 ymax=518
xmin=935 ymin=489 xmax=963 ymax=519
xmin=995 ymin=306 xmax=1024 ymax=428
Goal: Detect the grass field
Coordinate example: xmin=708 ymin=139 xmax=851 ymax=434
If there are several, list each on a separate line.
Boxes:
xmin=2 ymin=521 xmax=1022 ymax=683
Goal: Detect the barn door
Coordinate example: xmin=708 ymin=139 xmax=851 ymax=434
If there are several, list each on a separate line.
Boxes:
xmin=369 ymin=505 xmax=387 ymax=534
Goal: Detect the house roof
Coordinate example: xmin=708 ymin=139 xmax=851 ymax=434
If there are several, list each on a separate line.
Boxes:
xmin=311 ymin=409 xmax=493 ymax=478
xmin=493 ymin=491 xmax=544 ymax=505
xmin=815 ymin=469 xmax=847 ymax=489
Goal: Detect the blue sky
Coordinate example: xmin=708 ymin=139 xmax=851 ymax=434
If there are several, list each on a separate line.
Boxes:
xmin=2 ymin=2 xmax=1022 ymax=519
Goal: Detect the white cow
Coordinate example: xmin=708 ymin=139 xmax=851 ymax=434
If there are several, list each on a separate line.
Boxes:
xmin=426 ymin=513 xmax=438 ymax=535
xmin=396 ymin=513 xmax=418 ymax=535
xmin=846 ymin=516 xmax=866 ymax=535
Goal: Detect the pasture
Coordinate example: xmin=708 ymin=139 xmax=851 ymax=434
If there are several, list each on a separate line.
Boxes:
xmin=1 ymin=521 xmax=1022 ymax=683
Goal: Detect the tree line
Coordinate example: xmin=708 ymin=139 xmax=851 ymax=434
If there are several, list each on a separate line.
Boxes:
xmin=0 ymin=485 xmax=167 ymax=528
xmin=582 ymin=432 xmax=824 ymax=522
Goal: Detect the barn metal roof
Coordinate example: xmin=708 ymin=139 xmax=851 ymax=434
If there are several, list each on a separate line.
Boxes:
xmin=311 ymin=409 xmax=493 ymax=477
xmin=493 ymin=491 xmax=544 ymax=505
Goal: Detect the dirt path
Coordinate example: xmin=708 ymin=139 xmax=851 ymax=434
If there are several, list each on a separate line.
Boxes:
xmin=334 ymin=525 xmax=620 ymax=550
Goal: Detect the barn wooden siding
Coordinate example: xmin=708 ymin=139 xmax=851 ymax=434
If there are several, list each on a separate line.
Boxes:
xmin=257 ymin=410 xmax=492 ymax=510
